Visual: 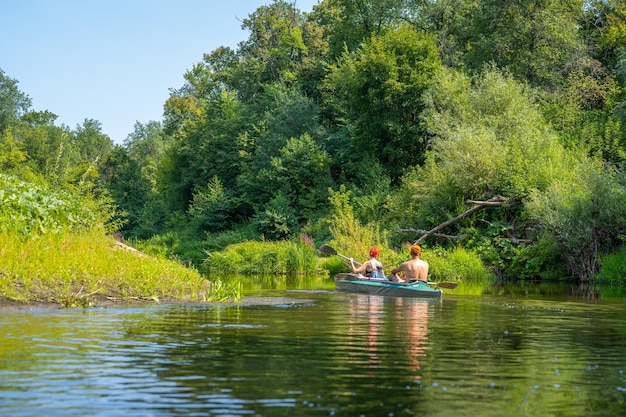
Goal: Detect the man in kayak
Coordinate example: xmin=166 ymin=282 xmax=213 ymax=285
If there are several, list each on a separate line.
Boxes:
xmin=388 ymin=245 xmax=429 ymax=283
xmin=350 ymin=247 xmax=386 ymax=279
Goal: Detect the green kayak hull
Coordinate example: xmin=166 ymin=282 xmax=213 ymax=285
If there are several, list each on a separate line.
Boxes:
xmin=334 ymin=273 xmax=442 ymax=298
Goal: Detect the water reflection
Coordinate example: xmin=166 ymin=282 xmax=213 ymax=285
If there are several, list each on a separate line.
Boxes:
xmin=1 ymin=281 xmax=626 ymax=417
xmin=346 ymin=295 xmax=383 ymax=366
xmin=393 ymin=297 xmax=429 ymax=378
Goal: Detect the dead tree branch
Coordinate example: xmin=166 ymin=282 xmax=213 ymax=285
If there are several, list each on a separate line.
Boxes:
xmin=398 ymin=228 xmax=465 ymax=240
xmin=412 ymin=196 xmax=506 ymax=244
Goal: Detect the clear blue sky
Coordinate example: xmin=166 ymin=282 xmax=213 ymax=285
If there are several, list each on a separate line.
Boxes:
xmin=1 ymin=0 xmax=319 ymax=143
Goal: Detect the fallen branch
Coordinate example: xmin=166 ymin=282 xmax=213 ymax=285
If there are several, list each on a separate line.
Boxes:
xmin=114 ymin=240 xmax=146 ymax=256
xmin=399 ymin=228 xmax=465 ymax=240
xmin=413 ymin=196 xmax=506 ymax=244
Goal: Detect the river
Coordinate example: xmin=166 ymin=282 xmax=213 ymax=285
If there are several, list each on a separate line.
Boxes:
xmin=1 ymin=276 xmax=625 ymax=416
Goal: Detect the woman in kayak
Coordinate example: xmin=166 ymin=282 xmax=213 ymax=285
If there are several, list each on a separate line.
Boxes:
xmin=350 ymin=247 xmax=386 ymax=279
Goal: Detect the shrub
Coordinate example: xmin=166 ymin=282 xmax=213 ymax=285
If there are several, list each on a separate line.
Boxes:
xmin=326 ymin=186 xmax=390 ymax=266
xmin=597 ymin=248 xmax=626 ymax=284
xmin=0 ymin=173 xmax=103 ymax=237
xmin=526 ymin=161 xmax=626 ymax=280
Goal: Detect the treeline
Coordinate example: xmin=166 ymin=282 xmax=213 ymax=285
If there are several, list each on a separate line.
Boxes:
xmin=2 ymin=0 xmax=626 ymax=282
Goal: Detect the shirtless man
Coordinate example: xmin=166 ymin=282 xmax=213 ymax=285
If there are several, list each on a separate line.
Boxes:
xmin=388 ymin=245 xmax=429 ymax=283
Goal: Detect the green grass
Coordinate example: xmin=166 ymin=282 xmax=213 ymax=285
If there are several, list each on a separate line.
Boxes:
xmin=205 ymin=239 xmax=319 ymax=276
xmin=427 ymin=245 xmax=493 ymax=281
xmin=0 ymin=228 xmax=242 ymax=307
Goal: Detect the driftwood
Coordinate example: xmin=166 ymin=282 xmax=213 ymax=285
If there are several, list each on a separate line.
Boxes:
xmin=412 ymin=196 xmax=506 ymax=244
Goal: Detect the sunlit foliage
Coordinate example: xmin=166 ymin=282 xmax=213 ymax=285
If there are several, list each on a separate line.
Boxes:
xmin=2 ymin=0 xmax=626 ymax=283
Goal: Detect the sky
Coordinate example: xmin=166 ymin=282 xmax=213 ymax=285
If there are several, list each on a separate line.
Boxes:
xmin=1 ymin=0 xmax=319 ymax=143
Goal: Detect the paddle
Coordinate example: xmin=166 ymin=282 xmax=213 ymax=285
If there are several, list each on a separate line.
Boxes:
xmin=319 ymin=245 xmax=362 ymax=266
xmin=319 ymin=244 xmax=458 ymax=289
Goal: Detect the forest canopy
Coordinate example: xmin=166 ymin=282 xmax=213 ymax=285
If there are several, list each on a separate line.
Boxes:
xmin=2 ymin=0 xmax=626 ymax=282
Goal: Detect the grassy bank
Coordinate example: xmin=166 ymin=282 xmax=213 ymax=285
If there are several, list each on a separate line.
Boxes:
xmin=0 ymin=228 xmax=242 ymax=307
xmin=0 ymin=174 xmax=242 ymax=307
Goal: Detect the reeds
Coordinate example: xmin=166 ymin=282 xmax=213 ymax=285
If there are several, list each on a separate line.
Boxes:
xmin=205 ymin=239 xmax=318 ymax=276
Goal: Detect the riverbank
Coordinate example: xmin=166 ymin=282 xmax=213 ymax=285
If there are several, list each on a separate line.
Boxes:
xmin=1 ymin=228 xmax=244 ymax=307
xmin=0 ymin=294 xmax=312 ymax=311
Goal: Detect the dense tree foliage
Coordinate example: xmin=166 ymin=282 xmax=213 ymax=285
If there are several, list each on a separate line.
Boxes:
xmin=2 ymin=0 xmax=626 ymax=281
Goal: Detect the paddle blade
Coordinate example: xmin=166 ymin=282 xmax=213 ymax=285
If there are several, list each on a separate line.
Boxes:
xmin=319 ymin=245 xmax=337 ymax=256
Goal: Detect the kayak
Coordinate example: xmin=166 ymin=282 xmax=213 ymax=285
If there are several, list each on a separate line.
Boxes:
xmin=334 ymin=273 xmax=443 ymax=298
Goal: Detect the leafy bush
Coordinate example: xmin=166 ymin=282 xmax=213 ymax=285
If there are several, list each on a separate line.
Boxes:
xmin=188 ymin=176 xmax=238 ymax=232
xmin=252 ymin=191 xmax=298 ymax=240
xmin=526 ymin=161 xmax=626 ymax=280
xmin=505 ymin=235 xmax=567 ymax=281
xmin=319 ymin=256 xmax=350 ymax=277
xmin=424 ymin=66 xmax=567 ymax=196
xmin=203 ymin=224 xmax=258 ymax=252
xmin=326 ymin=186 xmax=390 ymax=265
xmin=597 ymin=248 xmax=626 ymax=284
xmin=0 ymin=173 xmax=107 ymax=237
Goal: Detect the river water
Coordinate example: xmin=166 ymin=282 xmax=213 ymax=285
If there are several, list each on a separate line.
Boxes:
xmin=1 ymin=277 xmax=626 ymax=417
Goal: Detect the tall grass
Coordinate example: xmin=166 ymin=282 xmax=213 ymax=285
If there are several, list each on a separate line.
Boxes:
xmin=205 ymin=239 xmax=318 ymax=276
xmin=427 ymin=246 xmax=493 ymax=281
xmin=0 ymin=227 xmax=241 ymax=306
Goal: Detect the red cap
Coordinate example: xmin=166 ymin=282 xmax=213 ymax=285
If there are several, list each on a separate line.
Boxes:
xmin=369 ymin=248 xmax=379 ymax=257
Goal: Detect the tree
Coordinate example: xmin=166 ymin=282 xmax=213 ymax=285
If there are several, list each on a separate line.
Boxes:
xmin=310 ymin=0 xmax=412 ymax=59
xmin=188 ymin=176 xmax=238 ymax=233
xmin=71 ymin=119 xmax=113 ymax=163
xmin=459 ymin=0 xmax=587 ymax=87
xmin=267 ymin=132 xmax=333 ymax=220
xmin=123 ymin=121 xmax=169 ymax=191
xmin=230 ymin=83 xmax=331 ymax=223
xmin=99 ymin=146 xmax=150 ymax=237
xmin=0 ymin=68 xmax=32 ymax=132
xmin=0 ymin=127 xmax=28 ymax=173
xmin=416 ymin=0 xmax=478 ymax=67
xmin=324 ymin=24 xmax=441 ymax=180
xmin=16 ymin=111 xmax=69 ymax=178
xmin=582 ymin=0 xmax=626 ymax=69
xmin=237 ymin=0 xmax=310 ymax=88
xmin=420 ymin=66 xmax=570 ymax=204
xmin=252 ymin=191 xmax=298 ymax=240
xmin=526 ymin=161 xmax=626 ymax=280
